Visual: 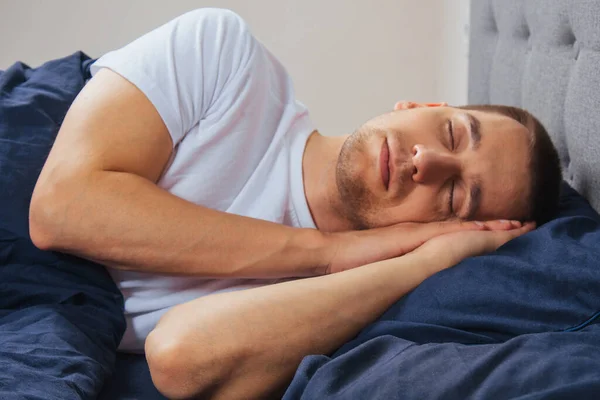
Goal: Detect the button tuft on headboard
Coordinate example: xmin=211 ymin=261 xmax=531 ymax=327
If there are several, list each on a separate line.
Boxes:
xmin=522 ymin=23 xmax=530 ymax=40
xmin=486 ymin=16 xmax=498 ymax=34
xmin=563 ymin=28 xmax=577 ymax=46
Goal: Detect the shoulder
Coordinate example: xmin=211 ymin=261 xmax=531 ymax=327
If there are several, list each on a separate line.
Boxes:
xmin=175 ymin=8 xmax=253 ymax=45
xmin=174 ymin=8 xmax=258 ymax=69
xmin=188 ymin=8 xmax=247 ymax=28
xmin=182 ymin=8 xmax=246 ymax=26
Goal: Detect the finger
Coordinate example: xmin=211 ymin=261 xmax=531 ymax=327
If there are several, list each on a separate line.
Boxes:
xmin=507 ymin=221 xmax=535 ymax=235
xmin=424 ymin=102 xmax=448 ymax=107
xmin=495 ymin=222 xmax=536 ymax=247
xmin=424 ymin=220 xmax=487 ymax=238
xmin=394 ymin=101 xmax=413 ymax=111
xmin=507 ymin=223 xmax=534 ymax=238
xmin=480 ymin=220 xmax=522 ymax=231
xmin=519 ymin=221 xmax=536 ymax=233
xmin=388 ymin=220 xmax=484 ymax=256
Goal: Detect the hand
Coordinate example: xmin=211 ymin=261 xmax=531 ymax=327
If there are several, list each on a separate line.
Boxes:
xmin=411 ymin=221 xmax=536 ymax=276
xmin=323 ymin=219 xmax=524 ymax=274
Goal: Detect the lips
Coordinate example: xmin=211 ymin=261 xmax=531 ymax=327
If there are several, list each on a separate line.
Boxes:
xmin=380 ymin=138 xmax=390 ymax=190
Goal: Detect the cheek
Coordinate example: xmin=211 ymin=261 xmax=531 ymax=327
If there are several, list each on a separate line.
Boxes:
xmin=403 ymin=189 xmax=442 ymax=221
xmin=374 ymin=188 xmax=441 ymax=225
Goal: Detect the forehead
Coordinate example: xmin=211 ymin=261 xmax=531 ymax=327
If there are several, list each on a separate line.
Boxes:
xmin=468 ymin=109 xmax=533 ymax=220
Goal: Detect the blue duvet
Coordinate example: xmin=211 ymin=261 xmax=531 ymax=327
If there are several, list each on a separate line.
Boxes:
xmin=0 ymin=53 xmax=126 ymax=399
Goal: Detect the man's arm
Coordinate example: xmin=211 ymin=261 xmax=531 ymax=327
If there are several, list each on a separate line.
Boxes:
xmin=30 ymin=69 xmax=490 ymax=278
xmin=144 ymin=223 xmax=533 ymax=399
xmin=29 ymin=68 xmax=328 ymax=278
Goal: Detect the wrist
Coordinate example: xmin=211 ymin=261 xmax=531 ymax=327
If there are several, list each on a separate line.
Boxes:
xmin=288 ymin=228 xmax=332 ymax=277
xmin=409 ymin=245 xmax=455 ymax=278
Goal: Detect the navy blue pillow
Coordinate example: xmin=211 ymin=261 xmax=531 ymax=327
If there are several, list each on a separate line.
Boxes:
xmin=337 ymin=181 xmax=600 ymax=349
xmin=285 ymin=182 xmax=600 ymax=399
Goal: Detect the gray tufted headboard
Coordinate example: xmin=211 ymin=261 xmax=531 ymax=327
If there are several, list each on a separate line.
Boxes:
xmin=468 ymin=0 xmax=600 ymax=212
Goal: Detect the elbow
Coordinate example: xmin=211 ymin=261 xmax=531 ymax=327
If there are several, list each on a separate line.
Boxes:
xmin=29 ymin=175 xmax=74 ymax=251
xmin=146 ymin=327 xmax=220 ymax=400
xmin=29 ymin=185 xmax=60 ymax=251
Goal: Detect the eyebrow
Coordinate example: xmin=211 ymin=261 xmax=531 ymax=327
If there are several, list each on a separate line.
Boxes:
xmin=464 ymin=180 xmax=482 ymax=220
xmin=467 ymin=113 xmax=482 ymax=150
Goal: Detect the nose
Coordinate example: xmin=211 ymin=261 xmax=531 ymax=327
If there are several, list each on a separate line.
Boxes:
xmin=411 ymin=144 xmax=461 ymax=184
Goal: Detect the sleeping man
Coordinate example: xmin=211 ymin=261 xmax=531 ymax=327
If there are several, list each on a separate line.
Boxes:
xmin=28 ymin=8 xmax=562 ymax=400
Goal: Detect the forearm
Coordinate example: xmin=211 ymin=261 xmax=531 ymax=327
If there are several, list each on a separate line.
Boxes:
xmin=30 ymin=170 xmax=326 ymax=278
xmin=146 ymin=251 xmax=438 ymax=399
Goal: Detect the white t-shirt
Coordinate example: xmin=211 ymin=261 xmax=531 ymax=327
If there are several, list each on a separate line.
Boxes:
xmin=90 ymin=8 xmax=317 ymax=352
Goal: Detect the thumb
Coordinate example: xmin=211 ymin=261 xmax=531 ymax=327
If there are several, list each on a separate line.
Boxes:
xmin=490 ymin=221 xmax=536 ymax=250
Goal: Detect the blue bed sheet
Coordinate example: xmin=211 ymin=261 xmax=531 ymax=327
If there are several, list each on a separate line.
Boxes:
xmin=98 ymin=353 xmax=167 ymax=400
xmin=0 ymin=53 xmax=126 ymax=399
xmin=285 ymin=183 xmax=600 ymax=399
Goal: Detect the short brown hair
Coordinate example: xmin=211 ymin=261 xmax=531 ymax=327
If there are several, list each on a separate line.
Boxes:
xmin=459 ymin=105 xmax=562 ymax=225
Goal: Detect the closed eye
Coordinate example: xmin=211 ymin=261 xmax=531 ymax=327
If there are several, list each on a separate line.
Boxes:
xmin=448 ymin=180 xmax=455 ymax=215
xmin=447 ymin=120 xmax=455 ymax=150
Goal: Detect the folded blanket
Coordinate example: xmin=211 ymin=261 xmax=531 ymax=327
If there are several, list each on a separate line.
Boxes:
xmin=0 ymin=53 xmax=125 ymax=400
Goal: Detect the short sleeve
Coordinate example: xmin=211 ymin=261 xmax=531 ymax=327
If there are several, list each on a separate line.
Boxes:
xmin=90 ymin=8 xmax=256 ymax=146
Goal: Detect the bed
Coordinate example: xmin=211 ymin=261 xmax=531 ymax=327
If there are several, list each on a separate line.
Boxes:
xmin=0 ymin=0 xmax=599 ymax=399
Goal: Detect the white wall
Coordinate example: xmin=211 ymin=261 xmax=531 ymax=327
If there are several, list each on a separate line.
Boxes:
xmin=0 ymin=0 xmax=470 ymax=136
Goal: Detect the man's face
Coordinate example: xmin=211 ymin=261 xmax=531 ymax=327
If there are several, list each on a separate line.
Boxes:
xmin=335 ymin=105 xmax=532 ymax=229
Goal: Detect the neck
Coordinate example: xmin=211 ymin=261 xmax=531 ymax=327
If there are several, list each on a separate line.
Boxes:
xmin=302 ymin=131 xmax=352 ymax=232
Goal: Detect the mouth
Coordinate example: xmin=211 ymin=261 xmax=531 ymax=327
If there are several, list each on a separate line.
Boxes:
xmin=380 ymin=138 xmax=390 ymax=190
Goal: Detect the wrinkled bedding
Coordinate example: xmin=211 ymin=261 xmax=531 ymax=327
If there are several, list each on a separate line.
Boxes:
xmin=0 ymin=53 xmax=126 ymax=399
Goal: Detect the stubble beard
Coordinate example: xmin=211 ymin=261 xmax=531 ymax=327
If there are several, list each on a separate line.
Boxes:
xmin=335 ymin=127 xmax=377 ymax=230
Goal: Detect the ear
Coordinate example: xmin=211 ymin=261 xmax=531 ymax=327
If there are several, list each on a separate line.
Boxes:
xmin=394 ymin=101 xmax=448 ymax=111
